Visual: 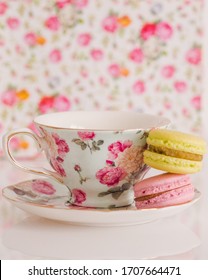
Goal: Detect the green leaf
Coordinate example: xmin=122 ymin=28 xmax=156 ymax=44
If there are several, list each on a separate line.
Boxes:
xmin=81 ymin=143 xmax=87 ymax=150
xmin=112 ymin=192 xmax=122 ymax=200
xmin=72 ymin=138 xmax=83 ymax=145
xmin=121 ymin=183 xmax=131 ymax=191
xmin=98 ymin=191 xmax=109 ymax=197
xmin=97 ymin=140 xmax=104 ymax=146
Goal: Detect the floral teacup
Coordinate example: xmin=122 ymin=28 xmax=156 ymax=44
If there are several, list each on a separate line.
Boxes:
xmin=3 ymin=111 xmax=170 ymax=208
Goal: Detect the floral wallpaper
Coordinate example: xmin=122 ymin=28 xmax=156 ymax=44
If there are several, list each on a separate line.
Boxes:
xmin=0 ymin=0 xmax=203 ymax=156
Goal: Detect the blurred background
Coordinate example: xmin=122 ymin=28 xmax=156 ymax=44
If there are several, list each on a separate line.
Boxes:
xmin=0 ymin=0 xmax=203 ymax=156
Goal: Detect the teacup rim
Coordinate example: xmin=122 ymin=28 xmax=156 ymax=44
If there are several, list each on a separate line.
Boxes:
xmin=34 ymin=111 xmax=171 ymax=131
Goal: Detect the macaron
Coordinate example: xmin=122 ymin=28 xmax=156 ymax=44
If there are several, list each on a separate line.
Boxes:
xmin=134 ymin=173 xmax=195 ymax=209
xmin=143 ymin=129 xmax=206 ymax=174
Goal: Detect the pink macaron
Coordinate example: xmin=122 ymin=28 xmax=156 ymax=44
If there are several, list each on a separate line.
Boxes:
xmin=134 ymin=173 xmax=195 ymax=209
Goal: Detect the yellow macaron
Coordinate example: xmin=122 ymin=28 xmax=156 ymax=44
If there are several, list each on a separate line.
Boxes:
xmin=144 ymin=129 xmax=207 ymax=174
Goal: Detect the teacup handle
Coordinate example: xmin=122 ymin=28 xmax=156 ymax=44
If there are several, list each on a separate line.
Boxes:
xmin=2 ymin=128 xmax=63 ymax=183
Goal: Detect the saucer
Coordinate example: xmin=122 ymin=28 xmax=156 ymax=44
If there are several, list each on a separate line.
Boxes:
xmin=2 ymin=178 xmax=201 ymax=226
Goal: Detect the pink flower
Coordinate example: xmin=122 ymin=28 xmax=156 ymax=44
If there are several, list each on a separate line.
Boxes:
xmin=90 ymin=49 xmax=104 ymax=60
xmin=52 ymin=133 xmax=70 ymax=156
xmin=74 ymin=164 xmax=81 ymax=172
xmin=7 ymin=18 xmax=20 ymax=29
xmin=38 ymin=96 xmax=55 ymax=113
xmin=51 ymin=157 xmax=66 ymax=176
xmin=56 ymin=0 xmax=72 ymax=9
xmin=96 ymin=166 xmax=126 ymax=187
xmin=49 ymin=49 xmax=62 ymax=63
xmin=32 ymin=180 xmax=56 ymax=195
xmin=108 ymin=64 xmax=120 ymax=78
xmin=78 ymin=131 xmax=95 ymax=140
xmin=53 ymin=95 xmax=71 ymax=111
xmin=133 ymin=80 xmax=145 ymax=94
xmin=73 ymin=0 xmax=88 ymax=8
xmin=45 ymin=16 xmax=60 ymax=31
xmin=24 ymin=32 xmax=37 ymax=46
xmin=191 ymin=96 xmax=201 ymax=110
xmin=72 ymin=188 xmax=86 ymax=204
xmin=174 ymin=81 xmax=187 ymax=93
xmin=186 ymin=48 xmax=201 ymax=65
xmin=117 ymin=145 xmax=144 ymax=174
xmin=0 ymin=2 xmax=7 ymax=15
xmin=102 ymin=16 xmax=118 ymax=33
xmin=108 ymin=140 xmax=132 ymax=159
xmin=140 ymin=23 xmax=156 ymax=40
xmin=1 ymin=90 xmax=17 ymax=106
xmin=161 ymin=65 xmax=175 ymax=78
xmin=129 ymin=48 xmax=144 ymax=64
xmin=77 ymin=33 xmax=92 ymax=46
xmin=155 ymin=22 xmax=173 ymax=40
xmin=106 ymin=160 xmax=115 ymax=166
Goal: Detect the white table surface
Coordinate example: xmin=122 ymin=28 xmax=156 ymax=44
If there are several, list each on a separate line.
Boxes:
xmin=0 ymin=156 xmax=208 ymax=260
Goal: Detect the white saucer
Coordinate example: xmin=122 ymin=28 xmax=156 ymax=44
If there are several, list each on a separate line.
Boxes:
xmin=2 ymin=178 xmax=201 ymax=226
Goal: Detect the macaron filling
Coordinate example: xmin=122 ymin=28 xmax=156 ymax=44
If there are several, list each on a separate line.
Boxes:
xmin=135 ymin=184 xmax=194 ymax=208
xmin=135 ymin=184 xmax=192 ymax=202
xmin=148 ymin=145 xmax=202 ymax=161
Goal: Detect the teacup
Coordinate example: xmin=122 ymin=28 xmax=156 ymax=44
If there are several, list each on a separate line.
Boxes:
xmin=3 ymin=111 xmax=170 ymax=208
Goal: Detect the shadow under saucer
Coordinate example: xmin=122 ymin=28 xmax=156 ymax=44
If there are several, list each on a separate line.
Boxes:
xmin=2 ymin=216 xmax=200 ymax=260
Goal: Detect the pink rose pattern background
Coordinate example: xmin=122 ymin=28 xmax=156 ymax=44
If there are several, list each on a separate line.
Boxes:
xmin=0 ymin=0 xmax=203 ymax=156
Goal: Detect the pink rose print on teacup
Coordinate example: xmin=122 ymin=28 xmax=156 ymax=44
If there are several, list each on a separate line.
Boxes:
xmin=72 ymin=188 xmax=86 ymax=204
xmin=74 ymin=164 xmax=88 ymax=184
xmin=31 ymin=180 xmax=56 ymax=195
xmin=52 ymin=132 xmax=69 ymax=158
xmin=51 ymin=157 xmax=66 ymax=176
xmin=72 ymin=131 xmax=104 ymax=153
xmin=40 ymin=129 xmax=69 ymax=177
xmin=117 ymin=145 xmax=144 ymax=174
xmin=108 ymin=140 xmax=132 ymax=160
xmin=78 ymin=131 xmax=95 ymax=140
xmin=98 ymin=134 xmax=149 ymax=201
xmin=96 ymin=166 xmax=127 ymax=187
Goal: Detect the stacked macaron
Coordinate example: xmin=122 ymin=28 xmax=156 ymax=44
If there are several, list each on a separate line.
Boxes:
xmin=134 ymin=129 xmax=206 ymax=209
xmin=143 ymin=129 xmax=206 ymax=174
